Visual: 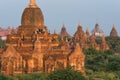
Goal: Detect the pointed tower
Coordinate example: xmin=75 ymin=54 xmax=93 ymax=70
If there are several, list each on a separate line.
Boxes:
xmin=53 ymin=29 xmax=58 ymax=42
xmin=89 ymin=34 xmax=97 ymax=48
xmin=34 ymin=34 xmax=41 ymax=52
xmin=69 ymin=43 xmax=85 ymax=75
xmin=74 ymin=23 xmax=87 ymax=48
xmin=110 ymin=24 xmax=118 ymax=37
xmin=32 ymin=34 xmax=43 ymax=71
xmin=100 ymin=36 xmax=109 ymax=50
xmin=77 ymin=23 xmax=83 ymax=33
xmin=86 ymin=27 xmax=90 ymax=37
xmin=74 ymin=23 xmax=84 ymax=42
xmin=59 ymin=24 xmax=71 ymax=38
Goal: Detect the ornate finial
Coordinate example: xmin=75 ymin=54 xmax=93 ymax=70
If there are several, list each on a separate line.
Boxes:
xmin=86 ymin=27 xmax=90 ymax=36
xmin=30 ymin=0 xmax=36 ymax=5
xmin=77 ymin=22 xmax=82 ymax=31
xmin=96 ymin=19 xmax=98 ymax=24
xmin=78 ymin=22 xmax=82 ymax=27
xmin=54 ymin=29 xmax=56 ymax=34
xmin=112 ymin=24 xmax=115 ymax=28
xmin=62 ymin=23 xmax=65 ymax=28
xmin=28 ymin=0 xmax=38 ymax=8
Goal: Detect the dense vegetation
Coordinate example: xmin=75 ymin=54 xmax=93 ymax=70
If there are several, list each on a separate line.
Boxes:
xmin=0 ymin=38 xmax=5 ymax=48
xmin=106 ymin=36 xmax=120 ymax=53
xmin=84 ymin=47 xmax=120 ymax=80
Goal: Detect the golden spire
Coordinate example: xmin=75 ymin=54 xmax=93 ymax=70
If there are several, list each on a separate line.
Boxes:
xmin=78 ymin=22 xmax=82 ymax=27
xmin=28 ymin=0 xmax=38 ymax=8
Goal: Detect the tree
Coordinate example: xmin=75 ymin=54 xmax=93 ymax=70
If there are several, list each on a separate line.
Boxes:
xmin=106 ymin=36 xmax=120 ymax=53
xmin=47 ymin=67 xmax=86 ymax=80
xmin=0 ymin=73 xmax=9 ymax=80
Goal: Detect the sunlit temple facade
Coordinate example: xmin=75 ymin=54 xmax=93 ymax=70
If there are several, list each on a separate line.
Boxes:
xmin=0 ymin=0 xmax=85 ymax=75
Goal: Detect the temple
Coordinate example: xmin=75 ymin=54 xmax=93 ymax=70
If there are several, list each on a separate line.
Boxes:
xmin=0 ymin=0 xmax=85 ymax=75
xmin=110 ymin=24 xmax=118 ymax=37
xmin=59 ymin=24 xmax=71 ymax=38
xmin=73 ymin=23 xmax=109 ymax=50
xmin=92 ymin=21 xmax=104 ymax=37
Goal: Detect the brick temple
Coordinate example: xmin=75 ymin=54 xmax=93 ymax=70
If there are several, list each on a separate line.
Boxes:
xmin=0 ymin=0 xmax=85 ymax=75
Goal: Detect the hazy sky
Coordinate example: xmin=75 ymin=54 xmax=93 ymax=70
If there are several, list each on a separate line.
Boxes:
xmin=0 ymin=0 xmax=120 ymax=36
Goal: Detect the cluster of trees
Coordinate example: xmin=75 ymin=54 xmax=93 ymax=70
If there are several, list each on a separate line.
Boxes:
xmin=84 ymin=47 xmax=120 ymax=80
xmin=106 ymin=36 xmax=120 ymax=53
xmin=0 ymin=38 xmax=5 ymax=48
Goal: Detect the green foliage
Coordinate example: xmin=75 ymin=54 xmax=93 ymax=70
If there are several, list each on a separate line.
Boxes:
xmin=47 ymin=67 xmax=86 ymax=80
xmin=0 ymin=73 xmax=47 ymax=80
xmin=30 ymin=73 xmax=47 ymax=80
xmin=14 ymin=73 xmax=47 ymax=80
xmin=0 ymin=73 xmax=8 ymax=80
xmin=95 ymin=37 xmax=102 ymax=44
xmin=106 ymin=56 xmax=120 ymax=72
xmin=0 ymin=39 xmax=6 ymax=48
xmin=15 ymin=74 xmax=33 ymax=80
xmin=106 ymin=36 xmax=120 ymax=53
xmin=84 ymin=47 xmax=120 ymax=80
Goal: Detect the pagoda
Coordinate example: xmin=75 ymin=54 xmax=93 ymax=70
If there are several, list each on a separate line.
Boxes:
xmin=59 ymin=24 xmax=71 ymax=38
xmin=110 ymin=24 xmax=118 ymax=37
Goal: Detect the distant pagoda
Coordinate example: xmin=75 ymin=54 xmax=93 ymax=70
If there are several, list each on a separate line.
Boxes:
xmin=91 ymin=21 xmax=104 ymax=37
xmin=59 ymin=24 xmax=71 ymax=38
xmin=74 ymin=23 xmax=89 ymax=49
xmin=110 ymin=24 xmax=118 ymax=37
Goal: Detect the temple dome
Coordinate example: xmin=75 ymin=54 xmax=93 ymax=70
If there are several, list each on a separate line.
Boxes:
xmin=21 ymin=0 xmax=44 ymax=27
xmin=59 ymin=24 xmax=71 ymax=38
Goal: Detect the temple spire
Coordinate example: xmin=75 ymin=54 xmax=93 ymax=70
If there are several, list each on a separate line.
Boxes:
xmin=28 ymin=0 xmax=38 ymax=8
xmin=110 ymin=24 xmax=118 ymax=37
xmin=78 ymin=22 xmax=82 ymax=27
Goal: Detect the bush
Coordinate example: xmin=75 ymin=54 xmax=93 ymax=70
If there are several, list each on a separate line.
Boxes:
xmin=47 ymin=67 xmax=86 ymax=80
xmin=15 ymin=73 xmax=47 ymax=80
xmin=0 ymin=73 xmax=9 ymax=80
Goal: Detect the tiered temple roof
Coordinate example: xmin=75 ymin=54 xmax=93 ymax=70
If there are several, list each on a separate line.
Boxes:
xmin=92 ymin=21 xmax=104 ymax=37
xmin=59 ymin=24 xmax=71 ymax=38
xmin=110 ymin=24 xmax=118 ymax=37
